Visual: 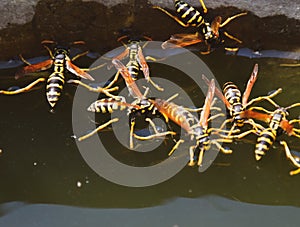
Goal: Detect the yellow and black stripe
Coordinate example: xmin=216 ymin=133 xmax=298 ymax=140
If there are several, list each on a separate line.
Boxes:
xmin=46 ymin=53 xmax=66 ymax=108
xmin=174 ymin=0 xmax=205 ymax=27
xmin=223 ymin=82 xmax=244 ymax=127
xmin=151 ymin=98 xmax=210 ymax=164
xmin=255 ymin=128 xmax=276 ymax=160
xmin=126 ymin=42 xmax=140 ymax=80
xmin=254 ymin=109 xmax=285 ymax=160
xmin=87 ymin=98 xmax=128 ymax=113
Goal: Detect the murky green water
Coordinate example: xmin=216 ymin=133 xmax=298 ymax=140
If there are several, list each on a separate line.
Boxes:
xmin=0 ymin=45 xmax=299 ymax=226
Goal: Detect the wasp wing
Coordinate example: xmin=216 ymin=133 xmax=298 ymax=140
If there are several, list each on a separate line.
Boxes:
xmin=199 ymin=79 xmax=215 ymax=127
xmin=162 ymin=33 xmax=202 ymax=49
xmin=242 ymin=64 xmax=258 ymax=106
xmin=66 ymin=60 xmax=95 ymax=81
xmin=15 ymin=59 xmax=53 ymax=79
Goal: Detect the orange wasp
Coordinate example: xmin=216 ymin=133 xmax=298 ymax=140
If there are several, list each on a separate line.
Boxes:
xmin=153 ymin=0 xmax=247 ymax=54
xmin=0 ymin=40 xmax=98 ymax=110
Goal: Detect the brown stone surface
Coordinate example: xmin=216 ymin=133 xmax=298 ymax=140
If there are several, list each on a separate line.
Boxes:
xmin=0 ymin=0 xmax=299 ymax=60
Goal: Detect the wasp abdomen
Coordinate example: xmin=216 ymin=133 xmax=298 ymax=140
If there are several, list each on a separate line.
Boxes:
xmin=255 ymin=129 xmax=276 ymax=160
xmin=126 ymin=61 xmax=139 ymax=80
xmin=223 ymin=82 xmax=242 ymax=103
xmin=174 ymin=0 xmax=204 ymax=27
xmin=88 ymin=98 xmax=127 ymax=113
xmin=46 ymin=72 xmax=65 ymax=108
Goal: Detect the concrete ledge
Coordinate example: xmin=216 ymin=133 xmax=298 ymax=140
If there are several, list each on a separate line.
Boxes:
xmin=0 ymin=0 xmax=299 ymax=30
xmin=0 ymin=0 xmax=299 ymax=60
xmin=149 ymin=0 xmax=300 ymax=20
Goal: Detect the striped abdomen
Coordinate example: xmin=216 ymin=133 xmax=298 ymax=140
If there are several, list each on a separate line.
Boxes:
xmin=255 ymin=128 xmax=276 ymax=160
xmin=223 ymin=82 xmax=244 ymax=126
xmin=87 ymin=98 xmax=128 ymax=113
xmin=151 ymin=98 xmax=199 ymax=133
xmin=126 ymin=60 xmax=139 ymax=80
xmin=174 ymin=0 xmax=205 ymax=27
xmin=46 ymin=59 xmax=65 ymax=108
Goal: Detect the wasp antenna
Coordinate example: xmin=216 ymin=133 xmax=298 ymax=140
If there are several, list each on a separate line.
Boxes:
xmin=117 ymin=35 xmax=129 ymax=43
xmin=143 ymin=36 xmax=153 ymax=41
xmin=71 ymin=41 xmax=86 ymax=46
xmin=41 ymin=40 xmax=56 ymax=45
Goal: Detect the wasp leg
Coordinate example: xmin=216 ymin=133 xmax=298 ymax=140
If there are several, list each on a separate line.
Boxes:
xmin=219 ymin=129 xmax=258 ymax=141
xmin=246 ymin=88 xmax=282 ymax=108
xmin=133 ymin=118 xmax=176 ymax=142
xmin=142 ymin=40 xmax=150 ymax=49
xmin=71 ymin=50 xmax=108 ymax=72
xmin=197 ymin=147 xmax=205 ymax=166
xmin=207 ymin=113 xmax=225 ymax=122
xmin=185 ymin=98 xmax=221 ymax=113
xmin=223 ymin=118 xmax=262 ymax=138
xmin=104 ymin=71 xmax=120 ymax=89
xmin=145 ymin=56 xmax=167 ymax=63
xmin=218 ymin=118 xmax=234 ymax=131
xmin=223 ymin=32 xmax=243 ymax=44
xmin=220 ymin=12 xmax=247 ymax=27
xmin=67 ymin=79 xmax=120 ymax=99
xmin=129 ymin=118 xmax=135 ymax=149
xmin=78 ymin=118 xmax=119 ymax=141
xmin=0 ymin=78 xmax=46 ymax=95
xmin=199 ymin=0 xmax=208 ymax=13
xmin=188 ymin=145 xmax=197 ymax=166
xmin=291 ymin=131 xmax=300 ymax=139
xmin=209 ymin=127 xmax=240 ymax=135
xmin=147 ymin=78 xmax=164 ymax=91
xmin=80 ymin=63 xmax=108 ymax=73
xmin=286 ymin=102 xmax=300 ymax=110
xmin=72 ymin=51 xmax=89 ymax=61
xmin=246 ymin=119 xmax=265 ymax=133
xmin=224 ymin=47 xmax=239 ymax=53
xmin=200 ymin=44 xmax=212 ymax=55
xmin=248 ymin=106 xmax=273 ymax=114
xmin=211 ymin=139 xmax=233 ymax=154
xmin=280 ymin=141 xmax=300 ymax=176
xmin=289 ymin=119 xmax=300 ymax=126
xmin=166 ymin=93 xmax=179 ymax=102
xmin=133 ymin=117 xmax=176 ymax=138
xmin=137 ymin=50 xmax=164 ymax=92
xmin=280 ymin=63 xmax=300 ymax=67
xmin=152 ymin=6 xmax=190 ymax=27
xmin=168 ymin=139 xmax=185 ymax=156
xmin=133 ymin=131 xmax=176 ymax=140
xmin=226 ymin=123 xmax=239 ymax=137
xmin=290 ymin=168 xmax=300 ymax=176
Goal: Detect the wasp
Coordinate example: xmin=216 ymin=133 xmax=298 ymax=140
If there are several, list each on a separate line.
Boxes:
xmin=203 ymin=64 xmax=282 ymax=136
xmin=0 ymin=40 xmax=101 ymax=110
xmin=105 ymin=36 xmax=164 ymax=91
xmin=240 ymin=99 xmax=300 ymax=175
xmin=73 ymin=59 xmax=174 ymax=148
xmin=134 ymin=79 xmax=234 ymax=166
xmin=153 ymin=0 xmax=247 ymax=54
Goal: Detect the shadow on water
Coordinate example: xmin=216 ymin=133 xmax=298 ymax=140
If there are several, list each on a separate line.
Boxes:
xmin=0 ymin=0 xmax=300 ymax=226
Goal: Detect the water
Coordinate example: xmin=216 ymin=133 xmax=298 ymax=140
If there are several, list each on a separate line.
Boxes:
xmin=0 ymin=3 xmax=300 ymax=226
xmin=0 ymin=46 xmax=299 ymax=226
